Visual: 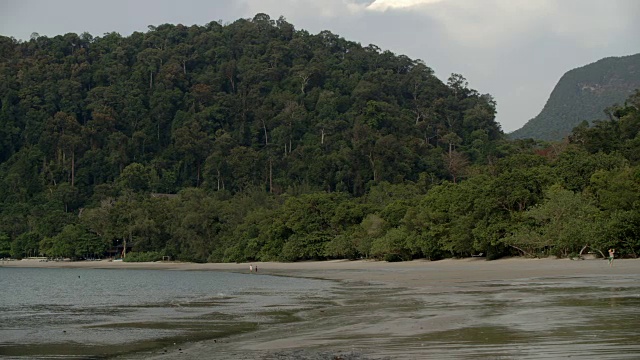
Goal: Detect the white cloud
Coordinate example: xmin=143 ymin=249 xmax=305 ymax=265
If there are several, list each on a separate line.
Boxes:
xmin=366 ymin=0 xmax=444 ymax=11
xmin=240 ymin=0 xmax=364 ymax=19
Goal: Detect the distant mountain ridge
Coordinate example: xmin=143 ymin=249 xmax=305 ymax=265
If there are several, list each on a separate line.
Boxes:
xmin=510 ymin=53 xmax=640 ymax=141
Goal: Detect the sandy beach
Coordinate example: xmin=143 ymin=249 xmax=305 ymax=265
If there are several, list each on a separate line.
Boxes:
xmin=3 ymin=256 xmax=637 ymax=287
xmin=2 ymin=257 xmax=639 ymax=359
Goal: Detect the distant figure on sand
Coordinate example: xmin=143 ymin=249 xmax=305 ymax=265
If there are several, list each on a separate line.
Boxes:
xmin=249 ymin=264 xmax=253 ymax=273
xmin=255 ymin=265 xmax=258 ymax=273
xmin=608 ymin=249 xmax=615 ymax=267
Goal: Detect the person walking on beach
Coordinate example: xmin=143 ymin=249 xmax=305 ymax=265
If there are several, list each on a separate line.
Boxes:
xmin=254 ymin=265 xmax=258 ymax=273
xmin=608 ymin=249 xmax=615 ymax=267
xmin=249 ymin=264 xmax=253 ymax=273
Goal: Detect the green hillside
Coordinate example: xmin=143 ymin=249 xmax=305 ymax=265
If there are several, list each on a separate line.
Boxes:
xmin=0 ymin=15 xmax=502 ymax=196
xmin=510 ymin=53 xmax=640 ymax=141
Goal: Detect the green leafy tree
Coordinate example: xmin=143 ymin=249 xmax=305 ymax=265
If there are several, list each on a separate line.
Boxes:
xmin=0 ymin=232 xmax=12 ymax=257
xmin=588 ymin=167 xmax=640 ymax=211
xmin=371 ymin=226 xmax=412 ymax=261
xmin=117 ymin=163 xmax=151 ymax=193
xmin=277 ymin=193 xmax=348 ymax=260
xmin=554 ymin=147 xmax=628 ymax=192
xmin=11 ymin=232 xmax=41 ymax=258
xmin=505 ymin=186 xmax=605 ymax=257
xmin=602 ymin=208 xmax=640 ymax=258
xmin=40 ymin=224 xmax=102 ymax=259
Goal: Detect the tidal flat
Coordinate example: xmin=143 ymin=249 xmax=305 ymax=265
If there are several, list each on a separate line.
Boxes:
xmin=2 ymin=258 xmax=640 ymax=359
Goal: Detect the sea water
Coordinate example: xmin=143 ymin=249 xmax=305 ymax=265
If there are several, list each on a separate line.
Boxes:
xmin=0 ymin=267 xmax=334 ymax=358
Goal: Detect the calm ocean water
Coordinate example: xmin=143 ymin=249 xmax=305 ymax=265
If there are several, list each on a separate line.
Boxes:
xmin=0 ymin=267 xmax=335 ymax=358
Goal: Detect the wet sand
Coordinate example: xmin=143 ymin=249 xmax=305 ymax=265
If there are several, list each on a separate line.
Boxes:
xmin=3 ymin=256 xmax=636 ymax=288
xmin=3 ymin=257 xmax=639 ymax=359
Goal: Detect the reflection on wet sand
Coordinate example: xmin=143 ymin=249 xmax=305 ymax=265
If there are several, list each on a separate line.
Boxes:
xmin=2 ymin=259 xmax=640 ymax=359
xmin=196 ymin=271 xmax=640 ymax=359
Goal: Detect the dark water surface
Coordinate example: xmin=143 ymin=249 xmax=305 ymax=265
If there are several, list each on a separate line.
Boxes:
xmin=0 ymin=267 xmax=334 ymax=359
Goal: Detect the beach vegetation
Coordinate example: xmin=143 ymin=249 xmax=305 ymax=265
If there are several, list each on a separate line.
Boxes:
xmin=0 ymin=232 xmax=13 ymax=257
xmin=123 ymin=251 xmax=163 ymax=262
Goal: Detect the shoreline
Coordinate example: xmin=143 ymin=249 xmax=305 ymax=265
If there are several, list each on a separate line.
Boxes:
xmin=2 ymin=256 xmax=635 ymax=284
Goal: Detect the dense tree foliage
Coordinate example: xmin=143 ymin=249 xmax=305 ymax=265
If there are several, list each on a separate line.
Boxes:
xmin=1 ymin=16 xmax=638 ymax=262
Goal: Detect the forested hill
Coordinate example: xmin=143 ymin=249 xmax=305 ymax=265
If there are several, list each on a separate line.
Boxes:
xmin=0 ymin=14 xmax=501 ymax=195
xmin=510 ymin=53 xmax=640 ymax=141
xmin=2 ymin=15 xmax=639 ymax=264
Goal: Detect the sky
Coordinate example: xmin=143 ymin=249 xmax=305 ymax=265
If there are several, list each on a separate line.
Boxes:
xmin=1 ymin=0 xmax=639 ymax=132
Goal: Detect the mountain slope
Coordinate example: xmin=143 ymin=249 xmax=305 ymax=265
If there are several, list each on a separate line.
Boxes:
xmin=510 ymin=53 xmax=640 ymax=141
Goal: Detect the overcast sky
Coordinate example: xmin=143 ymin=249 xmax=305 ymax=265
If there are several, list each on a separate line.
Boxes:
xmin=1 ymin=0 xmax=639 ymax=132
